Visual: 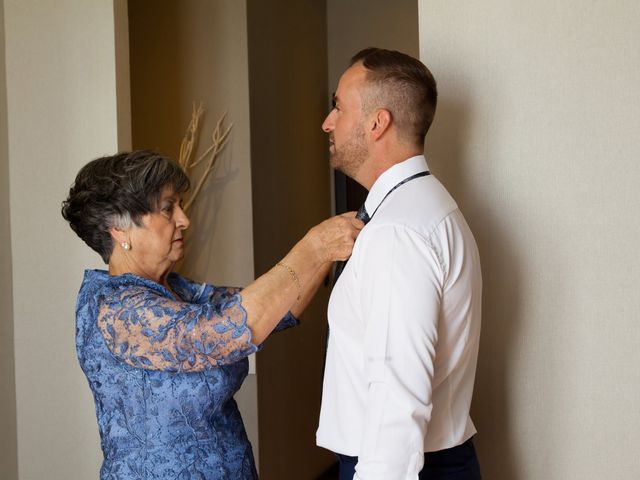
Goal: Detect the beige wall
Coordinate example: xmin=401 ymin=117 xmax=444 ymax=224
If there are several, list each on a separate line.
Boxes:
xmin=0 ymin=1 xmax=18 ymax=478
xmin=127 ymin=0 xmax=260 ymax=459
xmin=419 ymin=1 xmax=640 ymax=478
xmin=114 ymin=0 xmax=131 ymax=152
xmin=327 ymin=0 xmax=419 ymax=95
xmin=4 ymin=1 xmax=127 ymax=478
xmin=129 ymin=0 xmax=255 ymax=289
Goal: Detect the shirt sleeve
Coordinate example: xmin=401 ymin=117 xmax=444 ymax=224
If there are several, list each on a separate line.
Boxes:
xmin=97 ymin=283 xmax=259 ymax=372
xmin=354 ymin=224 xmax=444 ymax=480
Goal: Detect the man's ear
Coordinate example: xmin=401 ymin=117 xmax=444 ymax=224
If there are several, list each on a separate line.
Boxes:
xmin=369 ymin=108 xmax=392 ymax=141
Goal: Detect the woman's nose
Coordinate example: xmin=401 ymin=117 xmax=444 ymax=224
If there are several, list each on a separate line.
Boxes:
xmin=176 ymin=205 xmax=190 ymax=229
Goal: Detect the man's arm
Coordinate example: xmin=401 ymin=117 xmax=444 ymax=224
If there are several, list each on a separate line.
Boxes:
xmin=354 ymin=224 xmax=444 ymax=480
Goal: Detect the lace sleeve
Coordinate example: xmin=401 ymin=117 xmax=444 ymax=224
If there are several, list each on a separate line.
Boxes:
xmin=97 ymin=285 xmax=258 ymax=372
xmin=205 ymin=285 xmax=299 ymax=334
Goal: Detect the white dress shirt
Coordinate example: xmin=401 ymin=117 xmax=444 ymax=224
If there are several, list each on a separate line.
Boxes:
xmin=316 ymin=155 xmax=482 ymax=480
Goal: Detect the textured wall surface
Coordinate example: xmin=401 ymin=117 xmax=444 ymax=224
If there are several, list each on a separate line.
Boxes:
xmin=0 ymin=0 xmax=18 ymax=477
xmin=420 ymin=1 xmax=640 ymax=478
xmin=4 ymin=1 xmax=123 ymax=477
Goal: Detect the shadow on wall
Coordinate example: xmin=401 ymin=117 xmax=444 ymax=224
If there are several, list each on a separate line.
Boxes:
xmin=179 ymin=145 xmax=238 ymax=281
xmin=426 ymin=93 xmax=522 ymax=480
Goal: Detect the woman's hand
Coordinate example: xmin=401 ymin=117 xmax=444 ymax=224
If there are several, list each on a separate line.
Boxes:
xmin=303 ymin=212 xmax=364 ymax=264
xmin=241 ymin=212 xmax=363 ymax=345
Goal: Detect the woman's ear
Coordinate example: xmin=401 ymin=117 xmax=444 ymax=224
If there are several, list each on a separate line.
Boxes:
xmin=109 ymin=226 xmax=128 ymax=245
xmin=370 ymin=108 xmax=392 ymax=141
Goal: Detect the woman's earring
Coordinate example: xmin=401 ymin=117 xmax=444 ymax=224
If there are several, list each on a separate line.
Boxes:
xmin=121 ymin=242 xmax=130 ymax=251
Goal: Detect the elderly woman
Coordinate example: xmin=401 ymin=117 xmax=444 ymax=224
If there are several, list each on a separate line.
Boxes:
xmin=61 ymin=150 xmax=361 ymax=479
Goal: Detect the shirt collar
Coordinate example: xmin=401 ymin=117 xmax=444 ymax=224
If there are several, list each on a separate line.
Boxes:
xmin=364 ymin=155 xmax=429 ymax=216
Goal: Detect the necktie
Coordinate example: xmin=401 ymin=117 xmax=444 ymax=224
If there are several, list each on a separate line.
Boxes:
xmin=334 ymin=204 xmax=370 ymax=281
xmin=356 ymin=203 xmax=371 ymax=224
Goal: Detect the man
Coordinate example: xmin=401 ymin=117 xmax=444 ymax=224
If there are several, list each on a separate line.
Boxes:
xmin=316 ymin=48 xmax=482 ymax=480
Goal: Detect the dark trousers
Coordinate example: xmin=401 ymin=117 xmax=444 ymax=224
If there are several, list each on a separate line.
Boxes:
xmin=337 ymin=437 xmax=481 ymax=480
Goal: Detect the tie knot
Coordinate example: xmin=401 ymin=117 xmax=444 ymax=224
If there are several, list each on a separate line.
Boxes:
xmin=356 ymin=204 xmax=370 ymax=224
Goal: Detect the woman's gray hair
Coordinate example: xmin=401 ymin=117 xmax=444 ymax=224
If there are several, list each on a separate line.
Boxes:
xmin=61 ymin=150 xmax=190 ymax=263
xmin=107 ymin=211 xmax=135 ymax=233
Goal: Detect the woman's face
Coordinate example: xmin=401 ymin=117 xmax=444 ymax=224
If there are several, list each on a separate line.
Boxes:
xmin=127 ymin=187 xmax=190 ymax=278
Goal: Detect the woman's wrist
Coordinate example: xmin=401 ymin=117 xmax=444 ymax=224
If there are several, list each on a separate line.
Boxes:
xmin=275 ymin=261 xmax=302 ymax=301
xmin=301 ymin=226 xmax=332 ymax=265
xmin=284 ymin=235 xmax=321 ymax=271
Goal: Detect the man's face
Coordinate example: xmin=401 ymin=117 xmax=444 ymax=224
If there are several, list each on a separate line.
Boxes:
xmin=322 ymin=64 xmax=369 ymax=179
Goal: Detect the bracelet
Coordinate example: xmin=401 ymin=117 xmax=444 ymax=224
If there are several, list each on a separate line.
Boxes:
xmin=276 ymin=261 xmax=302 ymax=301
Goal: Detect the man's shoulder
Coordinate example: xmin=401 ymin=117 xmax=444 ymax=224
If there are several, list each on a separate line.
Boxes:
xmin=371 ymin=175 xmax=460 ymax=234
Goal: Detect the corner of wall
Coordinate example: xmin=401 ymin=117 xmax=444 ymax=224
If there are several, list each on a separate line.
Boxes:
xmin=0 ymin=1 xmax=20 ymax=478
xmin=114 ymin=0 xmax=132 ymax=151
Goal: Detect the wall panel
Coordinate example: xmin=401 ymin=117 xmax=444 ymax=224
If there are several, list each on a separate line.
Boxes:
xmin=420 ymin=1 xmax=640 ymax=478
xmin=246 ymin=0 xmax=333 ymax=477
xmin=4 ymin=1 xmax=123 ymax=477
xmin=0 ymin=0 xmax=18 ymax=477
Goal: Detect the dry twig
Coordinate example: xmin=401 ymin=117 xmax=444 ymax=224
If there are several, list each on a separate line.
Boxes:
xmin=178 ymin=103 xmax=233 ymax=213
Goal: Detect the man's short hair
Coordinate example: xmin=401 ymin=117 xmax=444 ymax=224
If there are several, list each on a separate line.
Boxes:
xmin=351 ymin=47 xmax=437 ymax=146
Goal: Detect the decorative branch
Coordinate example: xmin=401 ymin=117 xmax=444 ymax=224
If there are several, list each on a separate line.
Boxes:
xmin=178 ymin=103 xmax=233 ymax=213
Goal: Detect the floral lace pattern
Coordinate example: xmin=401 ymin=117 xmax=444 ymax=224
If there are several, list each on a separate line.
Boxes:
xmin=97 ymin=282 xmax=256 ymax=372
xmin=76 ymin=269 xmax=297 ymax=479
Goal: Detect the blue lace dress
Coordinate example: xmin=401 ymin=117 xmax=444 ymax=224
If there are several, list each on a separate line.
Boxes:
xmin=76 ymin=269 xmax=297 ymax=479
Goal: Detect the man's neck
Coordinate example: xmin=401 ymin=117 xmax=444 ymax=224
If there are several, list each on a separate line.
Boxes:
xmin=359 ymin=147 xmax=423 ymax=190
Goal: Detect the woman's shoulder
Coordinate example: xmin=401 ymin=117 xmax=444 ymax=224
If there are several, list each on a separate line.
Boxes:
xmin=78 ymin=269 xmax=237 ymax=306
xmin=82 ymin=269 xmax=159 ymax=290
xmin=78 ymin=269 xmax=111 ymax=303
xmin=168 ymin=272 xmax=214 ymax=303
xmin=79 ymin=269 xmax=169 ymax=306
xmin=168 ymin=273 xmax=242 ymax=305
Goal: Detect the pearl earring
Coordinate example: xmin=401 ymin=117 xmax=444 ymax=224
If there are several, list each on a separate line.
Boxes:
xmin=122 ymin=242 xmax=130 ymax=251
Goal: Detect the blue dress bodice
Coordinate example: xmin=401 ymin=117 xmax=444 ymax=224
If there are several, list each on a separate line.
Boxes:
xmin=76 ymin=269 xmax=296 ymax=479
